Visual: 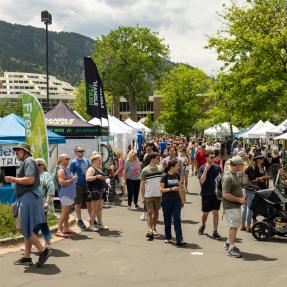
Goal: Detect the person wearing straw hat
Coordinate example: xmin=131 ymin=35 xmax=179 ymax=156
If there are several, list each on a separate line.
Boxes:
xmin=5 ymin=143 xmax=51 ymax=267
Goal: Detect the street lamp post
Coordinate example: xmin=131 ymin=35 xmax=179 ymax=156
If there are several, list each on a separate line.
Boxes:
xmin=41 ymin=11 xmax=52 ymax=110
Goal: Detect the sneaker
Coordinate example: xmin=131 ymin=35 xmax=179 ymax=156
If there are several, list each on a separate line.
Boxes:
xmin=13 ymin=257 xmax=33 ymax=266
xmin=152 ymin=229 xmax=158 ymax=236
xmin=146 ymin=232 xmax=154 ymax=240
xmin=212 ymin=230 xmax=222 ymax=240
xmin=94 ymin=220 xmax=98 ymax=227
xmin=176 ymin=240 xmax=187 ymax=247
xmin=98 ymin=224 xmax=109 ymax=230
xmin=35 ymin=248 xmax=51 ymax=267
xmin=77 ymin=219 xmax=86 ymax=229
xmin=198 ymin=224 xmax=205 ymax=235
xmin=89 ymin=225 xmax=99 ymax=232
xmin=164 ymin=239 xmax=171 ymax=243
xmin=227 ymin=246 xmax=241 ymax=258
xmin=140 ymin=212 xmax=147 ymax=221
xmin=135 ymin=204 xmax=139 ymax=208
xmin=127 ymin=206 xmax=132 ymax=210
xmin=224 ymin=242 xmax=240 ymax=252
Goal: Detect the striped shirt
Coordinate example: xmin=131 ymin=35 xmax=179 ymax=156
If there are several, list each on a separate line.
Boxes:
xmin=141 ymin=165 xmax=164 ymax=197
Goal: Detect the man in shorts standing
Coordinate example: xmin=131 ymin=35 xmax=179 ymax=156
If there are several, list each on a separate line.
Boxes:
xmin=197 ymin=149 xmax=222 ymax=239
xmin=222 ymin=156 xmax=246 ymax=258
xmin=70 ymin=146 xmax=90 ymax=229
xmin=140 ymin=153 xmax=163 ymax=240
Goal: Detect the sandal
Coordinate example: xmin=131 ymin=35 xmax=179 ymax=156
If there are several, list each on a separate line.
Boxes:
xmin=56 ymin=231 xmax=70 ymax=238
xmin=63 ymin=230 xmax=77 ymax=235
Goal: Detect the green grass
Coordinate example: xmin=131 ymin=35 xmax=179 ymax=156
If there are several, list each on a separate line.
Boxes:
xmin=0 ymin=203 xmax=58 ymax=239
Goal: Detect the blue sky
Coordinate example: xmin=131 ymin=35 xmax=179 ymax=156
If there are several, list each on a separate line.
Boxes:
xmin=0 ymin=0 xmax=245 ymax=75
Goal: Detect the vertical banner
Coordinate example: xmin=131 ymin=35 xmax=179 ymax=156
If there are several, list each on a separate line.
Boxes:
xmin=84 ymin=57 xmax=108 ymax=120
xmin=21 ymin=92 xmax=49 ymax=167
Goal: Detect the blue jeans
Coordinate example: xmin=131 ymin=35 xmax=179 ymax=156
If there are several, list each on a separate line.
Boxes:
xmin=241 ymin=189 xmax=256 ymax=225
xmin=162 ymin=197 xmax=183 ymax=242
xmin=33 ymin=212 xmax=52 ymax=241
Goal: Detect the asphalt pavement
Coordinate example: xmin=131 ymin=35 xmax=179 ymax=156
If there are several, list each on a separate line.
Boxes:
xmin=0 ymin=176 xmax=287 ymax=287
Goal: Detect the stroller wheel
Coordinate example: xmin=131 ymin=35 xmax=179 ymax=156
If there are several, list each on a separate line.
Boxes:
xmin=252 ymin=221 xmax=271 ymax=241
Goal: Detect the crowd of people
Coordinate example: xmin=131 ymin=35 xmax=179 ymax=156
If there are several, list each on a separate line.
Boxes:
xmin=5 ymin=135 xmax=287 ymax=266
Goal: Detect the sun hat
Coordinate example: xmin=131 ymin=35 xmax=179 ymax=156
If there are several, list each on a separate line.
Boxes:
xmin=13 ymin=143 xmax=32 ymax=156
xmin=230 ymin=155 xmax=244 ymax=166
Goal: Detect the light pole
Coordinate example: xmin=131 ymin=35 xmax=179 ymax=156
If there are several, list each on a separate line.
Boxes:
xmin=41 ymin=11 xmax=52 ymax=110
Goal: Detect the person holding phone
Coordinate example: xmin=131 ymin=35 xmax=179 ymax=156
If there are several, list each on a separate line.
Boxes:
xmin=86 ymin=154 xmax=109 ymax=231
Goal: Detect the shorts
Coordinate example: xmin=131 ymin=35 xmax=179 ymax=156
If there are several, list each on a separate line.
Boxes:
xmin=15 ymin=206 xmax=22 ymax=230
xmin=88 ymin=189 xmax=105 ymax=202
xmin=145 ymin=197 xmax=161 ymax=210
xmin=201 ymin=196 xmax=221 ymax=212
xmin=74 ymin=186 xmax=88 ymax=205
xmin=60 ymin=196 xmax=74 ymax=206
xmin=224 ymin=208 xmax=241 ymax=228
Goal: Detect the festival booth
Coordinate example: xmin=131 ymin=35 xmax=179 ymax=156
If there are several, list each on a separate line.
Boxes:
xmin=235 ymin=123 xmax=255 ymax=138
xmin=137 ymin=121 xmax=152 ymax=134
xmin=124 ymin=118 xmax=143 ymax=131
xmin=45 ymin=101 xmax=108 ymax=169
xmin=241 ymin=120 xmax=264 ymax=139
xmin=0 ymin=113 xmax=65 ymax=204
xmin=242 ymin=121 xmax=275 ymax=139
xmin=204 ymin=122 xmax=239 ymax=138
xmin=266 ymin=119 xmax=287 ymax=140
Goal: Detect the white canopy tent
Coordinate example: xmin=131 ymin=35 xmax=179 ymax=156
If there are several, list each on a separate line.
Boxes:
xmin=124 ymin=118 xmax=143 ymax=131
xmin=204 ymin=122 xmax=239 ymax=137
xmin=243 ymin=121 xmax=275 ymax=139
xmin=137 ymin=121 xmax=151 ymax=133
xmin=241 ymin=120 xmax=264 ymax=139
xmin=274 ymin=132 xmax=287 ymax=140
xmin=266 ymin=119 xmax=287 ymax=138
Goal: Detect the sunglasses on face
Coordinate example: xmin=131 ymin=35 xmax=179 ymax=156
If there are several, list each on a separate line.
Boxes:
xmin=209 ymin=156 xmax=215 ymax=159
xmin=77 ymin=150 xmax=85 ymax=153
xmin=38 ymin=163 xmax=44 ymax=167
xmin=64 ymin=158 xmax=70 ymax=161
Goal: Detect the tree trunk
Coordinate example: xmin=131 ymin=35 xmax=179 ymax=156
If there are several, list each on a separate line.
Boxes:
xmin=113 ymin=96 xmax=120 ymax=118
xmin=129 ymin=97 xmax=137 ymax=121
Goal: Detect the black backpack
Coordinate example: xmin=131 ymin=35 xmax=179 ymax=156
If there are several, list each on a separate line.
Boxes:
xmin=215 ymin=172 xmax=233 ymax=200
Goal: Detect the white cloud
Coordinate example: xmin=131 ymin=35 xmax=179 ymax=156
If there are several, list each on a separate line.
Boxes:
xmin=0 ymin=0 xmax=244 ymax=75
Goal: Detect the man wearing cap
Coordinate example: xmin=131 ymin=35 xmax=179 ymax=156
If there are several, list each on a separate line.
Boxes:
xmin=5 ymin=143 xmax=51 ymax=267
xmin=222 ymin=156 xmax=247 ymax=258
xmin=70 ymin=145 xmax=90 ymax=229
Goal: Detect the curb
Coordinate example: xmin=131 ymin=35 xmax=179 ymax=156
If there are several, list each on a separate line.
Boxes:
xmin=0 ymin=216 xmax=76 ymax=246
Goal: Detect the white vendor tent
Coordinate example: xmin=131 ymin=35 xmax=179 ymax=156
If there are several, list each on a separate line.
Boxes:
xmin=125 ymin=118 xmax=143 ymax=131
xmin=204 ymin=122 xmax=239 ymax=137
xmin=243 ymin=121 xmax=275 ymax=139
xmin=266 ymin=119 xmax=287 ymax=138
xmin=274 ymin=132 xmax=287 ymax=140
xmin=241 ymin=120 xmax=264 ymax=139
xmin=137 ymin=121 xmax=151 ymax=133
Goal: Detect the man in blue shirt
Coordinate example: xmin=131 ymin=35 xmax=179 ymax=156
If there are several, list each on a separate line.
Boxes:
xmin=159 ymin=137 xmax=167 ymax=156
xmin=197 ymin=150 xmax=222 ymax=240
xmin=70 ymin=145 xmax=90 ymax=229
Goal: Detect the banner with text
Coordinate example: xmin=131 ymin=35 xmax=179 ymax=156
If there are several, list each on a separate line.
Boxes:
xmin=21 ymin=92 xmax=49 ymax=167
xmin=0 ymin=145 xmax=20 ymax=167
xmin=84 ymin=57 xmax=108 ymax=120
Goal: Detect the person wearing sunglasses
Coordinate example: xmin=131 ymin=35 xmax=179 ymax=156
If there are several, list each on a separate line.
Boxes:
xmin=70 ymin=146 xmax=90 ymax=230
xmin=56 ymin=154 xmax=78 ymax=238
xmin=197 ymin=150 xmax=222 ymax=240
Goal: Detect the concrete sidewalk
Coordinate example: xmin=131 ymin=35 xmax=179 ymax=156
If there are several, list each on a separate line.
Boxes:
xmin=0 ymin=176 xmax=287 ymax=287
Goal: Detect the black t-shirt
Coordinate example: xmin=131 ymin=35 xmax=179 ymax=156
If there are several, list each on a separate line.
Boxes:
xmin=160 ymin=173 xmax=180 ymax=200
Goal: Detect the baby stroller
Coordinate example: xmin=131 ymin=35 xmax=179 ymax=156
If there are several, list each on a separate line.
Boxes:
xmin=250 ymin=172 xmax=287 ymax=241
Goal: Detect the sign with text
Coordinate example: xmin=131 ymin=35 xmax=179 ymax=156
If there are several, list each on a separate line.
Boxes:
xmin=0 ymin=145 xmax=20 ymax=167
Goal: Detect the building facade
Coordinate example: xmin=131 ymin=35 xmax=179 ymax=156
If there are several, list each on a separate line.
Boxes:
xmin=0 ymin=72 xmax=75 ymax=111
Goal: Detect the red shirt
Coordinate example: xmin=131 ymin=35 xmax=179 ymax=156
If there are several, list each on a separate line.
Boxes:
xmin=195 ymin=149 xmax=206 ymax=169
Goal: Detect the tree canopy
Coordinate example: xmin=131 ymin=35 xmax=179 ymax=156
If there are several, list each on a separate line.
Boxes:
xmin=159 ymin=64 xmax=212 ymax=135
xmin=206 ymin=0 xmax=287 ymax=127
xmin=92 ymin=26 xmax=169 ymax=120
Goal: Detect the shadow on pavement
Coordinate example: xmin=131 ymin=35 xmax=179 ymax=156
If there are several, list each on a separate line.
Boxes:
xmin=50 ymin=248 xmax=70 ymax=257
xmin=181 ymin=219 xmax=199 ymax=224
xmin=188 ymin=193 xmax=199 ymax=196
xmin=170 ymin=242 xmax=202 ymax=250
xmin=98 ymin=229 xmax=122 ymax=237
xmin=240 ymin=252 xmax=277 ymax=262
xmin=265 ymin=237 xmax=287 ymax=244
xmin=24 ymin=264 xmax=61 ymax=275
xmin=68 ymin=233 xmax=92 ymax=241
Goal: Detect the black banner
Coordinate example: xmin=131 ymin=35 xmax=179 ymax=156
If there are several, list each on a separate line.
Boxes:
xmin=84 ymin=57 xmax=108 ymax=120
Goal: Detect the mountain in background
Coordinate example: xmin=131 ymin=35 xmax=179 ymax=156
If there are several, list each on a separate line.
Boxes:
xmin=0 ymin=20 xmax=94 ymax=85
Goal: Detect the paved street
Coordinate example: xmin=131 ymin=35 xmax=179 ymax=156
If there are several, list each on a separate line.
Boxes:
xmin=1 ymin=176 xmax=287 ymax=287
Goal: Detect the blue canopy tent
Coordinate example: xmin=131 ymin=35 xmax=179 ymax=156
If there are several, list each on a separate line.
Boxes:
xmin=0 ymin=113 xmax=65 ymax=144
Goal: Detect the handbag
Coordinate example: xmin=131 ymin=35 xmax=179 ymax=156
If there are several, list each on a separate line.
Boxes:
xmin=13 ymin=200 xmax=20 ymax=218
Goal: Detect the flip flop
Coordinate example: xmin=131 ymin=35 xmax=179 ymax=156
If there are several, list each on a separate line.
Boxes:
xmin=56 ymin=231 xmax=70 ymax=238
xmin=63 ymin=230 xmax=77 ymax=235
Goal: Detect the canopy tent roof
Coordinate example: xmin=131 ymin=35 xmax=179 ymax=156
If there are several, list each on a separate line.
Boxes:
xmin=137 ymin=121 xmax=151 ymax=133
xmin=243 ymin=121 xmax=275 ymax=139
xmin=45 ymin=101 xmax=107 ymax=138
xmin=274 ymin=132 xmax=287 ymax=140
xmin=235 ymin=123 xmax=255 ymax=138
xmin=204 ymin=122 xmax=239 ymax=136
xmin=267 ymin=119 xmax=287 ymax=135
xmin=124 ymin=118 xmax=143 ymax=131
xmin=241 ymin=120 xmax=264 ymax=139
xmin=0 ymin=113 xmax=65 ymax=144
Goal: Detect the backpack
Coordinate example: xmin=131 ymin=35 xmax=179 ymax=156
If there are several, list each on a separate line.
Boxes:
xmin=215 ymin=172 xmax=232 ymax=200
xmin=52 ymin=165 xmax=65 ymax=194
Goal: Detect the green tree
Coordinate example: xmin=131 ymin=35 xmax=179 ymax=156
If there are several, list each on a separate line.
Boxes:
xmin=92 ymin=26 xmax=169 ymax=120
xmin=207 ymin=0 xmax=287 ymax=126
xmin=0 ymin=99 xmax=22 ymax=117
xmin=72 ymin=80 xmax=113 ymax=121
xmin=159 ymin=64 xmax=212 ymax=135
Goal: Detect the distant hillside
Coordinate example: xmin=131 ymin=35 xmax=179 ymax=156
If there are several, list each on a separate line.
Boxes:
xmin=0 ymin=20 xmax=94 ymax=84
